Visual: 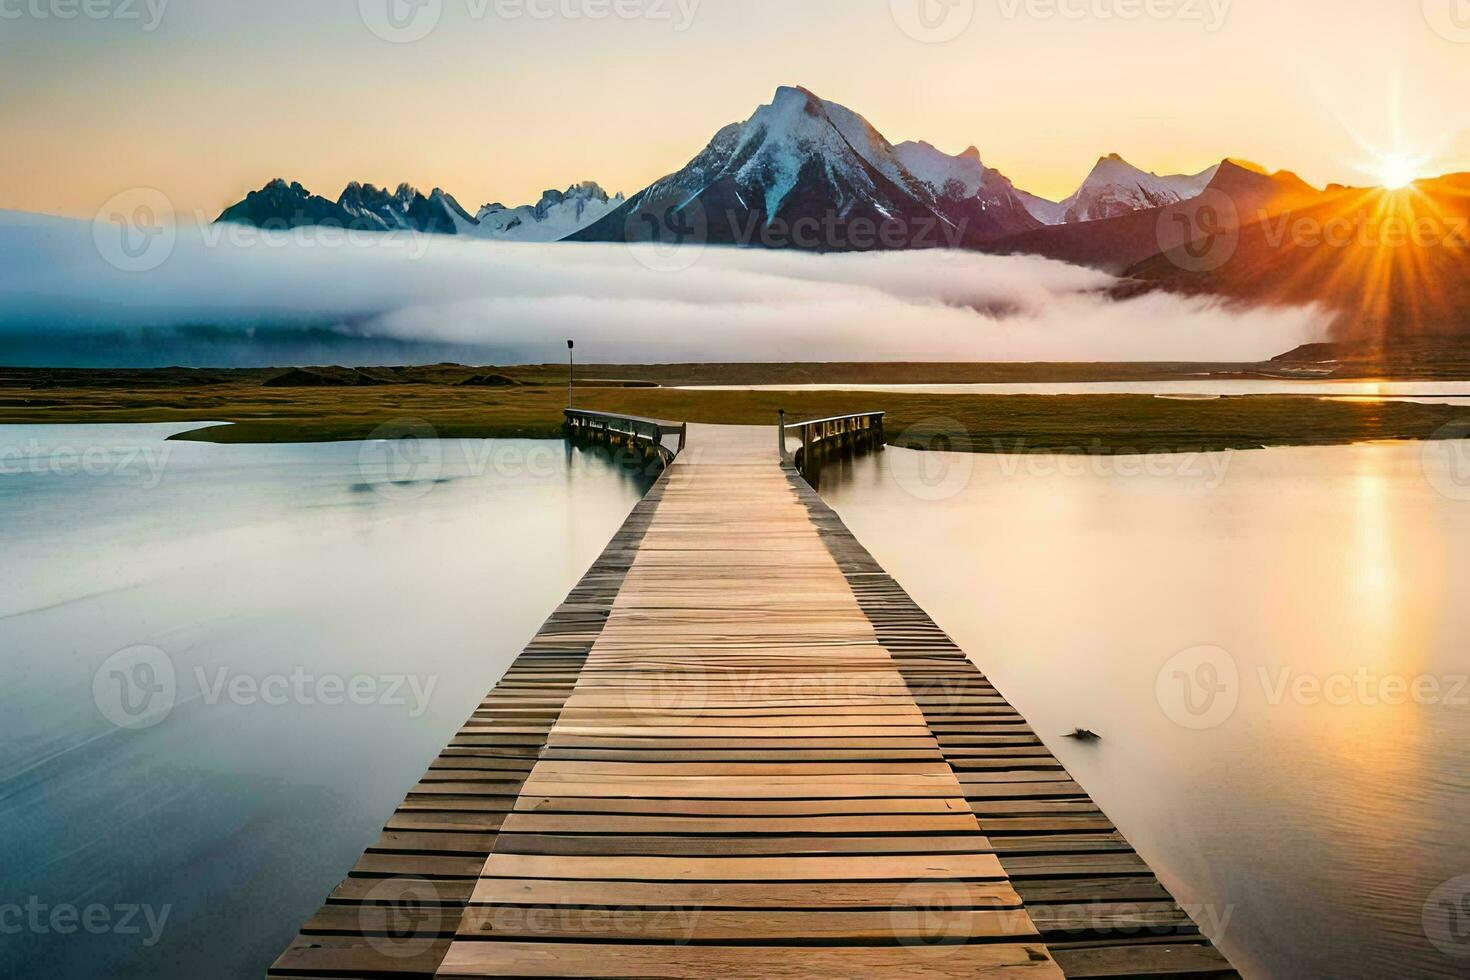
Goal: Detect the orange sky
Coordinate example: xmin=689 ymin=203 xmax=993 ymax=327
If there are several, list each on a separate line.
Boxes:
xmin=3 ymin=0 xmax=1468 ymax=220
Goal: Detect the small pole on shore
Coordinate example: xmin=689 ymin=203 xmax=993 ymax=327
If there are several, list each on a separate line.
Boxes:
xmin=566 ymin=340 xmax=575 ymax=409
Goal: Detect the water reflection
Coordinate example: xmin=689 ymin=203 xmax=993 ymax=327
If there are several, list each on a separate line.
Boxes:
xmin=818 ymin=441 xmax=1470 ymax=979
xmin=690 ymin=379 xmax=1470 ymax=406
xmin=0 ymin=424 xmax=654 ymax=979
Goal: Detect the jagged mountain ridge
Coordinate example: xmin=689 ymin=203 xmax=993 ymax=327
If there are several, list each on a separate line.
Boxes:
xmin=217 ymin=179 xmax=621 ymax=241
xmin=214 ymin=87 xmax=1297 ymax=256
xmin=1020 ymin=155 xmax=1221 ymax=225
xmin=990 ymin=160 xmax=1320 ymax=273
xmin=568 ymin=86 xmax=1041 ymax=250
xmin=475 ymin=183 xmax=625 ymax=243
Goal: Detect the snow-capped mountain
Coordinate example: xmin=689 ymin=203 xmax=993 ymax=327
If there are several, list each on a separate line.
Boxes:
xmin=992 ymin=159 xmax=1319 ymax=273
xmin=216 ymin=179 xmax=619 ymax=241
xmin=1020 ymin=155 xmax=1220 ymax=225
xmin=474 ymin=182 xmax=624 ymax=242
xmin=214 ymin=97 xmax=1219 ymax=251
xmin=217 ymin=179 xmax=480 ymax=235
xmin=571 ymin=86 xmax=1037 ymax=249
xmin=893 ymin=141 xmax=1041 ymax=240
xmin=337 ymin=182 xmax=481 ymax=235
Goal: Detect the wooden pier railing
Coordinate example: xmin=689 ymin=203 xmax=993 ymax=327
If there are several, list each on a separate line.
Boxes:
xmin=779 ymin=409 xmax=885 ymax=475
xmin=564 ymin=409 xmax=687 ymax=467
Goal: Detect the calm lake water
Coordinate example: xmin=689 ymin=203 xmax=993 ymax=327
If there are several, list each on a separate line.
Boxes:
xmin=0 ymin=424 xmax=653 ymax=979
xmin=688 ymin=380 xmax=1470 ymax=405
xmin=817 ymin=440 xmax=1470 ymax=979
xmin=7 ymin=424 xmax=1469 ymax=979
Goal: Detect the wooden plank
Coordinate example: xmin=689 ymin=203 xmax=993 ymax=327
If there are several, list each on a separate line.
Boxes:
xmin=467 ymin=878 xmax=1025 ymax=909
xmin=438 ymin=941 xmax=1061 ymax=979
xmin=480 ymin=852 xmax=1008 ymax=882
xmin=457 ymin=906 xmax=1039 ymax=942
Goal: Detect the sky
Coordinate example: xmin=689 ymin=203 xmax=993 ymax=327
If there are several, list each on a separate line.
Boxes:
xmin=3 ymin=0 xmax=1470 ymax=221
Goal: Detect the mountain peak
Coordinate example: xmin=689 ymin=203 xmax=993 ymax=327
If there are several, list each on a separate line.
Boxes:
xmin=1223 ymin=157 xmax=1268 ymax=175
xmin=570 ymin=87 xmax=1043 ymax=248
xmin=771 ymin=84 xmax=820 ymax=107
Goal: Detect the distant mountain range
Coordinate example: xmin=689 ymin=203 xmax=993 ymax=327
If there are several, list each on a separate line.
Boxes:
xmin=213 ymin=84 xmax=1470 ymax=341
xmin=215 ymin=86 xmax=1233 ymax=250
xmin=1017 ymin=154 xmax=1219 ymax=225
xmin=217 ymin=179 xmax=623 ymax=242
xmin=1123 ymin=172 xmax=1470 ymax=337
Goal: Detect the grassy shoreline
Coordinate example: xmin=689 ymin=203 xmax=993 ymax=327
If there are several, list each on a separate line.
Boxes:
xmin=2 ymin=369 xmax=1468 ymax=455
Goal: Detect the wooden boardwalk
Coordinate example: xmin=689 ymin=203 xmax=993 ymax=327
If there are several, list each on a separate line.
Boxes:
xmin=272 ymin=425 xmax=1238 ymax=979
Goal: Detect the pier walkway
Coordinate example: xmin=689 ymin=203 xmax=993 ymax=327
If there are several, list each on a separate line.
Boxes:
xmin=271 ymin=424 xmax=1237 ymax=979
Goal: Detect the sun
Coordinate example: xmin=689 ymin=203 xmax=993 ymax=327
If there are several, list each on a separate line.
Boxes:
xmin=1374 ymin=151 xmax=1424 ymax=190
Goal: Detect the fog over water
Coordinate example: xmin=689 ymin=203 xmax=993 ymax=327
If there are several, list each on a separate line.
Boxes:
xmin=0 ymin=211 xmax=1327 ymax=366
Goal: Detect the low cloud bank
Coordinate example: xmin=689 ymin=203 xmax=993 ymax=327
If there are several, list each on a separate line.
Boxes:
xmin=0 ymin=211 xmax=1327 ymax=366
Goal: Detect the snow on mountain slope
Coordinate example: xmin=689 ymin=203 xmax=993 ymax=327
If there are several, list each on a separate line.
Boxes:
xmin=1016 ymin=190 xmax=1069 ymax=226
xmin=473 ymin=182 xmax=624 ymax=242
xmin=721 ymin=85 xmax=936 ymax=219
xmin=571 ymin=86 xmax=1037 ymax=248
xmin=893 ymin=141 xmax=985 ymax=200
xmin=892 ymin=141 xmax=1041 ymax=240
xmin=216 ymin=179 xmax=619 ymax=240
xmin=1020 ymin=155 xmax=1221 ymax=225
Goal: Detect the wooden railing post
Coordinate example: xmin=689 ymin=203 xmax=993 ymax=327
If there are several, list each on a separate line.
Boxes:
xmin=778 ymin=410 xmax=789 ymax=462
xmin=564 ymin=408 xmax=687 ymax=471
